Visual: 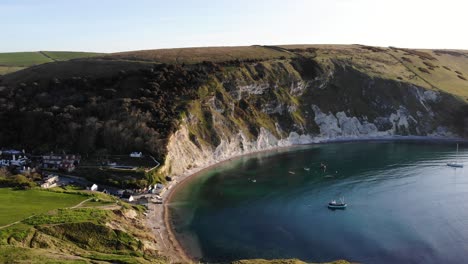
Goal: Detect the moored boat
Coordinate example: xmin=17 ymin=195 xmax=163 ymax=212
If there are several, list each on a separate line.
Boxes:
xmin=447 ymin=162 xmax=463 ymax=168
xmin=328 ymin=198 xmax=347 ymax=209
xmin=447 ymin=144 xmax=464 ymax=168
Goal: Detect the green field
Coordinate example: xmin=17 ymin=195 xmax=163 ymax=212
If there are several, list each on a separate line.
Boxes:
xmin=0 ymin=51 xmax=103 ymax=74
xmin=0 ymin=52 xmax=52 ymax=66
xmin=42 ymin=51 xmax=102 ymax=61
xmin=0 ymin=188 xmax=87 ymax=226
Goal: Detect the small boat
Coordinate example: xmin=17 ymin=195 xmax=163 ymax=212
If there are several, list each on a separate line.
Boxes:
xmin=447 ymin=144 xmax=464 ymax=168
xmin=447 ymin=162 xmax=463 ymax=168
xmin=252 ymin=179 xmax=257 ymax=183
xmin=288 ymin=171 xmax=295 ymax=175
xmin=320 ymin=163 xmax=327 ymax=172
xmin=328 ymin=197 xmax=347 ymax=209
xmin=304 ymin=167 xmax=310 ymax=171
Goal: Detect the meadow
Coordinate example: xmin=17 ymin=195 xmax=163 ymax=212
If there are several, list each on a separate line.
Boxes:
xmin=0 ymin=51 xmax=103 ymax=74
xmin=0 ymin=188 xmax=87 ymax=226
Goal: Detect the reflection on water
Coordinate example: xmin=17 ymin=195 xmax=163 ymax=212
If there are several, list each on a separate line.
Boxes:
xmin=169 ymin=141 xmax=468 ymax=263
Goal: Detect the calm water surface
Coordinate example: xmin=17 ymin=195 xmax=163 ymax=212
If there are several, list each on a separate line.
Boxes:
xmin=169 ymin=141 xmax=468 ymax=263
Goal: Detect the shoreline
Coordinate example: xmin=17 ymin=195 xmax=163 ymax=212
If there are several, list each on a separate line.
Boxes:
xmin=149 ymin=135 xmax=468 ymax=262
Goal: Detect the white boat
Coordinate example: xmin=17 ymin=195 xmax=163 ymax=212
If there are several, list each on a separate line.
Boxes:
xmin=447 ymin=144 xmax=463 ymax=168
xmin=328 ymin=197 xmax=347 ymax=209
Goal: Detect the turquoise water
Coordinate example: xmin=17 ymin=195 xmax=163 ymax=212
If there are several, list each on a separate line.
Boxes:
xmin=169 ymin=141 xmax=468 ymax=263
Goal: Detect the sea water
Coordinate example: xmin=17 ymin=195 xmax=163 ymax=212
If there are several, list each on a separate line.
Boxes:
xmin=169 ymin=141 xmax=468 ymax=263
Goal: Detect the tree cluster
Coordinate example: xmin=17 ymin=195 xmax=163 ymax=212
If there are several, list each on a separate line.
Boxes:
xmin=0 ymin=63 xmax=215 ymax=161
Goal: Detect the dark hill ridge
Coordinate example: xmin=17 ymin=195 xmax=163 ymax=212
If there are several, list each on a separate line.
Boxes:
xmin=0 ymin=45 xmax=467 ymax=177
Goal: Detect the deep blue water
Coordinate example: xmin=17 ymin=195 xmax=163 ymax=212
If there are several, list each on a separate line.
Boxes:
xmin=169 ymin=141 xmax=468 ymax=263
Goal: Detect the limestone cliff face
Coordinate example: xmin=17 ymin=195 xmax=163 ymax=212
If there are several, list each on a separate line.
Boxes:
xmin=160 ymin=59 xmax=464 ymax=176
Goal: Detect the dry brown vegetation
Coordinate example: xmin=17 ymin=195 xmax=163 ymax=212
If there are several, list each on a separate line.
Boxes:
xmin=401 ymin=57 xmax=412 ymax=63
xmin=423 ymin=61 xmax=437 ymax=68
xmin=358 ymin=45 xmax=386 ymax=52
xmin=395 ymin=48 xmax=437 ymax=60
xmin=102 ymin=46 xmax=292 ymax=64
xmin=418 ymin=67 xmax=431 ymax=74
xmin=434 ymin=49 xmax=468 ymax=57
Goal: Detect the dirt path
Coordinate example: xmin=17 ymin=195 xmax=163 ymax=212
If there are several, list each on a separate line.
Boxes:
xmin=69 ymin=198 xmax=93 ymax=209
xmin=0 ymin=215 xmax=35 ymax=230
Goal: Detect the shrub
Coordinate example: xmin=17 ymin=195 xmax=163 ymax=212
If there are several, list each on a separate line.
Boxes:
xmin=418 ymin=67 xmax=430 ymax=74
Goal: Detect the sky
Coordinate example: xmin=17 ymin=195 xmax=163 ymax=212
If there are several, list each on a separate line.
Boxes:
xmin=1 ymin=0 xmax=467 ymax=52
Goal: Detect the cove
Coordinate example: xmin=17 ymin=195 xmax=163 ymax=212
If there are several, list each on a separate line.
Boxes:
xmin=168 ymin=141 xmax=468 ymax=263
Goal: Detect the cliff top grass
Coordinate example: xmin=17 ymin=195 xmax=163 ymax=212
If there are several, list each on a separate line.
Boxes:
xmin=279 ymin=44 xmax=468 ymax=98
xmin=103 ymin=45 xmax=293 ymax=64
xmin=0 ymin=200 xmax=165 ymax=263
xmin=0 ymin=188 xmax=88 ymax=226
xmin=0 ymin=51 xmax=103 ymax=74
xmin=2 ymin=44 xmax=467 ymax=99
xmin=99 ymin=44 xmax=468 ymax=98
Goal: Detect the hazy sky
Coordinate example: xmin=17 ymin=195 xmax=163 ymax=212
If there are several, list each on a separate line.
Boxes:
xmin=2 ymin=0 xmax=467 ymax=52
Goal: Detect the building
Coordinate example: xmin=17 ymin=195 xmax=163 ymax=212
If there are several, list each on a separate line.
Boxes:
xmin=41 ymin=175 xmax=59 ymax=188
xmin=149 ymin=183 xmax=164 ymax=194
xmin=130 ymin=152 xmax=143 ymax=158
xmin=0 ymin=159 xmax=10 ymax=167
xmin=122 ymin=193 xmax=134 ymax=202
xmin=42 ymin=154 xmax=80 ymax=172
xmin=99 ymin=188 xmax=109 ymax=194
xmin=17 ymin=166 xmax=35 ymax=174
xmin=87 ymin=183 xmax=98 ymax=191
xmin=0 ymin=149 xmax=29 ymax=168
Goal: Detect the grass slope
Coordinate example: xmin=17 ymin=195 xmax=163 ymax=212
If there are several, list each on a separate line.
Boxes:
xmin=278 ymin=44 xmax=468 ymax=99
xmin=0 ymin=51 xmax=103 ymax=74
xmin=0 ymin=189 xmax=166 ymax=264
xmin=0 ymin=66 xmax=25 ymax=75
xmin=104 ymin=45 xmax=293 ymax=64
xmin=0 ymin=52 xmax=52 ymax=67
xmin=42 ymin=51 xmax=103 ymax=61
xmin=0 ymin=246 xmax=88 ymax=263
xmin=100 ymin=44 xmax=468 ymax=99
xmin=0 ymin=188 xmax=87 ymax=226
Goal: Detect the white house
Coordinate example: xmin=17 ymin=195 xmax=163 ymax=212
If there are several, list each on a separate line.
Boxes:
xmin=41 ymin=175 xmax=59 ymax=188
xmin=130 ymin=152 xmax=142 ymax=158
xmin=87 ymin=183 xmax=98 ymax=191
xmin=122 ymin=193 xmax=134 ymax=202
xmin=0 ymin=160 xmax=10 ymax=167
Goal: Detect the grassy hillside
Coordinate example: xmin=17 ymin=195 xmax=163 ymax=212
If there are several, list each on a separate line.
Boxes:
xmin=278 ymin=45 xmax=468 ymax=99
xmin=0 ymin=44 xmax=467 ymax=180
xmin=42 ymin=51 xmax=102 ymax=61
xmin=104 ymin=45 xmax=293 ymax=64
xmin=97 ymin=45 xmax=468 ymax=99
xmin=0 ymin=51 xmax=103 ymax=74
xmin=3 ymin=45 xmax=467 ymax=99
xmin=0 ymin=188 xmax=165 ymax=264
xmin=0 ymin=52 xmax=52 ymax=66
xmin=0 ymin=188 xmax=87 ymax=226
